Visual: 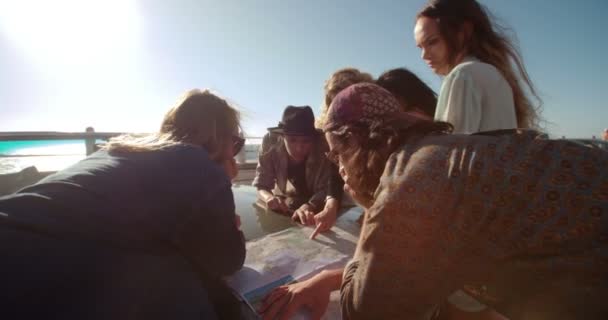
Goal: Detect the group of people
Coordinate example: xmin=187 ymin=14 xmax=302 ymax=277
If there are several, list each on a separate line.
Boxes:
xmin=0 ymin=0 xmax=606 ymax=319
xmin=253 ymin=67 xmax=438 ymax=235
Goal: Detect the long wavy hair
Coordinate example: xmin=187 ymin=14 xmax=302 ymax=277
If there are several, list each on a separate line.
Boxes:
xmin=316 ymin=68 xmax=374 ymax=129
xmin=327 ymin=118 xmax=452 ymax=206
xmin=376 ymin=68 xmax=438 ymax=118
xmin=105 ymin=89 xmax=240 ymax=162
xmin=417 ymin=0 xmax=541 ymax=128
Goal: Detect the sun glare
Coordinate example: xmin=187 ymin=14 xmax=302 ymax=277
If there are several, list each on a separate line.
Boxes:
xmin=0 ymin=0 xmax=141 ymax=66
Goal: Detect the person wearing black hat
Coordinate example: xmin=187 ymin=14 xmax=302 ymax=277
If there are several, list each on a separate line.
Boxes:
xmin=253 ymin=106 xmax=332 ymax=224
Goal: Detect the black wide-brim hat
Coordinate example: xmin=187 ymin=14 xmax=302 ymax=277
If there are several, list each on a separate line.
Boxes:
xmin=268 ymin=105 xmax=320 ymax=136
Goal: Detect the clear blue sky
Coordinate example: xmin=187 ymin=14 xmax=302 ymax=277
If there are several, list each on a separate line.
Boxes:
xmin=1 ymin=0 xmax=606 ymax=138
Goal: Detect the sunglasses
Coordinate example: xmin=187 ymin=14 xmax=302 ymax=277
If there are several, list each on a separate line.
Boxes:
xmin=324 ymin=149 xmax=340 ymax=166
xmin=232 ymin=135 xmax=245 ymax=156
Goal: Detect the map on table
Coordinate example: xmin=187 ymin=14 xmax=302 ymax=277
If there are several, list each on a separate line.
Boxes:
xmin=228 ymin=224 xmax=358 ymax=318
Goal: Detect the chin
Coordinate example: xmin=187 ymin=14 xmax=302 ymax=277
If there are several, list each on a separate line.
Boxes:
xmin=289 ymin=155 xmax=306 ymax=163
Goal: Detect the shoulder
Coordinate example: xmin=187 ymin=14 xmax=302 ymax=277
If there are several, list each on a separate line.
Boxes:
xmin=447 ymin=59 xmax=504 ymax=84
xmin=261 ymin=132 xmax=282 ymax=150
xmin=450 ymin=59 xmax=500 ymax=76
xmin=366 ymin=139 xmax=446 ymax=224
xmin=159 ymin=144 xmax=230 ymax=185
xmin=259 ymin=132 xmax=284 ymax=160
xmin=375 ymin=136 xmax=460 ymax=198
xmin=158 ymin=143 xmax=213 ymax=165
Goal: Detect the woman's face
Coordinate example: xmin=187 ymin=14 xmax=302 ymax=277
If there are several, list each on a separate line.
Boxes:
xmin=284 ymin=135 xmax=314 ymax=163
xmin=414 ymin=17 xmax=451 ymax=76
xmin=215 ymin=133 xmax=243 ymax=180
xmin=325 ymin=132 xmax=356 ymax=190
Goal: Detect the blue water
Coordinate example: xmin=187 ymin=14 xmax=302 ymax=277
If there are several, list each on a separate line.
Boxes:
xmin=0 ymin=140 xmax=89 ymax=174
xmin=0 ymin=139 xmax=261 ymax=174
xmin=0 ymin=140 xmax=86 ymax=155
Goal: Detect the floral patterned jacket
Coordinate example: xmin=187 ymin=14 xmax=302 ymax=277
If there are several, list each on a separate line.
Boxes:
xmin=341 ymin=130 xmax=608 ymax=320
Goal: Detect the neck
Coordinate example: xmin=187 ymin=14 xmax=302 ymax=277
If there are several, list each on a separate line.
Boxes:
xmin=288 ymin=156 xmax=306 ymax=165
xmin=447 ymin=51 xmax=470 ymax=73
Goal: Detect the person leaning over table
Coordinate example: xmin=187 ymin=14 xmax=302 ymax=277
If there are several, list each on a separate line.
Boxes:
xmin=253 ymin=105 xmax=333 ymax=226
xmin=0 ymin=89 xmax=246 ymax=320
xmin=308 ymin=68 xmax=375 ymax=234
xmin=311 ymin=66 xmax=439 ymax=236
xmin=324 ymin=83 xmax=607 ymax=320
xmin=259 ymin=69 xmax=441 ymax=320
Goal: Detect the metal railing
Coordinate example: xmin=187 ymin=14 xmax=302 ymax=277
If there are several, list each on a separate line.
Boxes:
xmin=0 ymin=128 xmax=262 ymax=155
xmin=0 ymin=128 xmax=262 ymax=175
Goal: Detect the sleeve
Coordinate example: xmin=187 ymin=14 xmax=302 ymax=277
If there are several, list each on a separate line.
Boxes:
xmin=307 ymin=156 xmax=332 ymax=211
xmin=437 ymin=68 xmax=483 ymax=134
xmin=339 ymin=152 xmax=470 ymax=320
xmin=327 ymin=163 xmax=344 ymax=202
xmin=252 ymin=133 xmax=277 ymax=192
xmin=173 ymin=182 xmax=246 ymax=278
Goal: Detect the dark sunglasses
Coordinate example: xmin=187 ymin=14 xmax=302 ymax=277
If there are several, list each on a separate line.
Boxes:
xmin=232 ymin=136 xmax=245 ymax=156
xmin=324 ymin=149 xmax=340 ymax=166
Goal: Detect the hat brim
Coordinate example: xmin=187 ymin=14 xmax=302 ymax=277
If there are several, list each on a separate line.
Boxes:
xmin=267 ymin=127 xmax=321 ymax=136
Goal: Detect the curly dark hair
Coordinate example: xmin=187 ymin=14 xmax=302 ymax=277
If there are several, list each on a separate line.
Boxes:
xmin=328 ymin=119 xmax=452 ymax=205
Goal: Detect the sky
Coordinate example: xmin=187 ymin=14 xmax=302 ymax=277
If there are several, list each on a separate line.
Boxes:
xmin=0 ymin=0 xmax=607 ymax=138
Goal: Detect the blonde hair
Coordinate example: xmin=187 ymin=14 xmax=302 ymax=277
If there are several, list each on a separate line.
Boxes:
xmin=417 ymin=0 xmax=542 ymax=129
xmin=105 ymin=89 xmax=240 ymax=161
xmin=316 ymin=68 xmax=374 ymax=128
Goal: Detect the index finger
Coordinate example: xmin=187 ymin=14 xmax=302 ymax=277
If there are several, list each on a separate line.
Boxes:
xmin=309 ymin=223 xmax=322 ymax=240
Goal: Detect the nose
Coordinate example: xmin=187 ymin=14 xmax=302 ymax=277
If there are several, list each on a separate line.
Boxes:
xmin=295 ymin=143 xmax=306 ymax=156
xmin=338 ymin=164 xmax=347 ymax=180
xmin=421 ymin=48 xmax=429 ymax=61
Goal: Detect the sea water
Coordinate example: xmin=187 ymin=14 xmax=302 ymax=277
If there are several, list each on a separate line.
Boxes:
xmin=0 ymin=139 xmax=262 ymax=174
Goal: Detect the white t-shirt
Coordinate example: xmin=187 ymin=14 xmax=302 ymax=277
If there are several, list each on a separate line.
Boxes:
xmin=435 ymin=57 xmax=517 ymax=134
xmin=437 ymin=57 xmax=518 ymax=312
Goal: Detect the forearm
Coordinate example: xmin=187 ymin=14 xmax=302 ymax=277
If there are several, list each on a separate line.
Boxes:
xmin=308 ymin=190 xmax=327 ymax=212
xmin=257 ymin=189 xmax=275 ymax=202
xmin=324 ymin=197 xmax=340 ymax=211
xmin=313 ymin=268 xmax=344 ymax=292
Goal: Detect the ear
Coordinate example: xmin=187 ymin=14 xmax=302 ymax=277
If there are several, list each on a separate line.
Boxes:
xmin=461 ymin=20 xmax=474 ymax=46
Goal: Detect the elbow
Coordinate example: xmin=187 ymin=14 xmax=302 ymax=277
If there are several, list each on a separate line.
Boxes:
xmin=216 ymin=231 xmax=246 ymax=276
xmin=340 ymin=285 xmax=367 ymax=320
xmin=225 ymin=232 xmax=246 ymax=275
xmin=340 ymin=266 xmax=367 ymax=320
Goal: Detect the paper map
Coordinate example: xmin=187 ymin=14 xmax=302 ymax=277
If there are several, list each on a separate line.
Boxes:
xmin=228 ymin=215 xmax=361 ymax=319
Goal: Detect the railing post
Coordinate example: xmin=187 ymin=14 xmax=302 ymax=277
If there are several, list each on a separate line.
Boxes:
xmin=236 ymin=132 xmax=246 ymax=164
xmin=85 ymin=127 xmax=95 ymax=155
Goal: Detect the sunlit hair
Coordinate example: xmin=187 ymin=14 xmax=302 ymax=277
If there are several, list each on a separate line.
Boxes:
xmin=327 ymin=118 xmax=452 ymax=206
xmin=376 ymin=68 xmax=437 ymax=117
xmin=316 ymin=68 xmax=374 ymax=129
xmin=105 ymin=89 xmax=240 ymax=161
xmin=417 ymin=0 xmax=542 ymax=128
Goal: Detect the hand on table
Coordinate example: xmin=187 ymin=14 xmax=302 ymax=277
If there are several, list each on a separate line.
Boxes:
xmin=259 ymin=274 xmax=332 ymax=320
xmin=292 ymin=203 xmax=315 ymax=226
xmin=266 ymin=196 xmax=290 ymax=214
xmin=309 ymin=200 xmax=338 ymax=239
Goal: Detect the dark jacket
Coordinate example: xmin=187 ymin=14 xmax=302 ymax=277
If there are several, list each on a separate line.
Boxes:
xmin=0 ymin=144 xmax=245 ymax=319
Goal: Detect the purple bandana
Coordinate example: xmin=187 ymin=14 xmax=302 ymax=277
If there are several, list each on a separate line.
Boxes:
xmin=323 ymin=83 xmax=424 ymax=132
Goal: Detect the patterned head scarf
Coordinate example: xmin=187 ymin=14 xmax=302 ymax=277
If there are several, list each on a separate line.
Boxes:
xmin=323 ymin=83 xmax=426 ymax=132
